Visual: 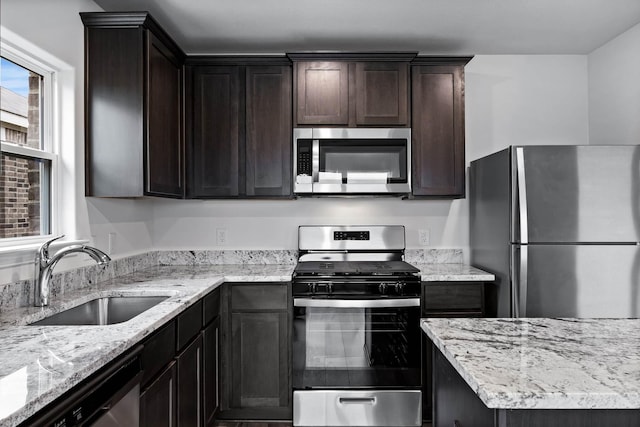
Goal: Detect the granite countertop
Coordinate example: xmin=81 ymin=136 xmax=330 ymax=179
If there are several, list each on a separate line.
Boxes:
xmin=413 ymin=263 xmax=494 ymax=281
xmin=0 ymin=264 xmax=294 ymax=427
xmin=421 ymin=317 xmax=640 ymax=410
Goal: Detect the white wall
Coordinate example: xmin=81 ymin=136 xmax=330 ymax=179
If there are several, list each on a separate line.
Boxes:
xmin=588 ymin=22 xmax=640 ymax=145
xmin=0 ymin=0 xmax=592 ymax=284
xmin=466 ymin=55 xmax=590 ymax=160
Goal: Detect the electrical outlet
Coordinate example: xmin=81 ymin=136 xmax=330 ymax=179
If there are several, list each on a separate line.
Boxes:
xmin=216 ymin=228 xmax=227 ymax=245
xmin=108 ymin=232 xmax=116 ymax=255
xmin=418 ymin=229 xmax=430 ymax=246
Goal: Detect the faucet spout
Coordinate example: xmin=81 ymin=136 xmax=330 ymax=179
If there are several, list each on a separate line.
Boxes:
xmin=34 ymin=236 xmax=112 ymax=307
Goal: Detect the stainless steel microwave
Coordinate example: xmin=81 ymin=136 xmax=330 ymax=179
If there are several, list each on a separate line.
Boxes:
xmin=293 ymin=128 xmax=411 ymax=195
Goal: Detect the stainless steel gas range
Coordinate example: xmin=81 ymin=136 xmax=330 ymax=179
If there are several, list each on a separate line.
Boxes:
xmin=292 ymin=225 xmax=422 ymax=427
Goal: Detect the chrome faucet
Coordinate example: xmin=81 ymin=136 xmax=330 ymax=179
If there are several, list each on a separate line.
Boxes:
xmin=34 ymin=235 xmax=111 ymax=307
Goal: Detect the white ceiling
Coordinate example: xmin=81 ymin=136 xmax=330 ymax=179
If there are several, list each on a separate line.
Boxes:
xmin=93 ymin=0 xmax=640 ymax=55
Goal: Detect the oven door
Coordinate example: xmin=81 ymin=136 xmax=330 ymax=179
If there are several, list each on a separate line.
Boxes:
xmin=292 ymin=297 xmax=421 ymax=390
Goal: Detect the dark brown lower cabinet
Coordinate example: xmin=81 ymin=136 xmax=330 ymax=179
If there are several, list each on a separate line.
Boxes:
xmin=140 ymin=361 xmax=177 ymax=427
xmin=140 ymin=287 xmax=221 ymax=427
xmin=177 ymin=333 xmax=204 ymax=426
xmin=231 ymin=311 xmax=289 ymax=409
xmin=203 ymin=317 xmax=221 ymax=426
xmin=220 ymin=282 xmax=291 ymax=420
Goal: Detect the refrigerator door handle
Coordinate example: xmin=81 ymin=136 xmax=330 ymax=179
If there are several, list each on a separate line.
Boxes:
xmin=515 ymin=147 xmax=529 ymax=244
xmin=512 ymin=244 xmax=529 ymax=318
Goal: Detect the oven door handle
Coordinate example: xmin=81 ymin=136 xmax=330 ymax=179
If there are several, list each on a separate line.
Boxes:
xmin=293 ymin=298 xmax=420 ymax=308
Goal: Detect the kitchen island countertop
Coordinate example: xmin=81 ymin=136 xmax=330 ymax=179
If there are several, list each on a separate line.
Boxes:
xmin=421 ymin=317 xmax=640 ymax=410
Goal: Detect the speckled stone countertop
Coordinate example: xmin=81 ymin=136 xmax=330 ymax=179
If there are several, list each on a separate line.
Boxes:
xmin=0 ymin=264 xmax=294 ymax=427
xmin=413 ymin=263 xmax=494 ymax=281
xmin=421 ymin=317 xmax=640 ymax=410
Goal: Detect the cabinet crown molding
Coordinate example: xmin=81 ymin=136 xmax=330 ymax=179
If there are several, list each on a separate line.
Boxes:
xmin=287 ymin=52 xmax=418 ymax=62
xmin=80 ymin=11 xmax=185 ymax=61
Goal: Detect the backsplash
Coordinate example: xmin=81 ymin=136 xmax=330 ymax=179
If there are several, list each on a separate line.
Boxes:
xmin=404 ymin=249 xmax=463 ymax=264
xmin=157 ymin=250 xmax=298 ymax=265
xmin=0 ymin=248 xmax=461 ymax=311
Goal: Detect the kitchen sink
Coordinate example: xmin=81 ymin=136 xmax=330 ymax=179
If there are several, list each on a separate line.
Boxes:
xmin=30 ymin=296 xmax=169 ymax=326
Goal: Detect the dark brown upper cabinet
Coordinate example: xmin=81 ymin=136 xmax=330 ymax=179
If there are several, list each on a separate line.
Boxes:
xmin=355 ymin=62 xmax=409 ymax=126
xmin=186 ymin=58 xmax=292 ymax=198
xmin=81 ymin=12 xmax=185 ymax=198
xmin=411 ymin=57 xmax=472 ymax=198
xmin=289 ymin=53 xmax=414 ymax=127
xmin=294 ymin=61 xmax=349 ymax=125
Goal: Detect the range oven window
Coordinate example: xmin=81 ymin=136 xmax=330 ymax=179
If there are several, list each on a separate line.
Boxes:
xmin=319 ymin=139 xmax=408 ymax=183
xmin=292 ymin=304 xmax=421 ymax=389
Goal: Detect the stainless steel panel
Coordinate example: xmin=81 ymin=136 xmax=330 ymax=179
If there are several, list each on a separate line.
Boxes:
xmin=294 ymin=298 xmax=420 ymax=308
xmin=298 ymin=225 xmax=405 ymax=251
xmin=293 ymin=390 xmax=421 ymax=427
xmin=311 ymin=182 xmax=412 ymax=194
xmin=470 ymin=148 xmax=513 ymax=317
xmin=92 ymin=383 xmax=140 ymax=427
xmin=516 ymin=145 xmax=640 ymax=243
xmin=514 ymin=244 xmax=640 ymax=317
xmin=311 ymin=127 xmax=411 ymax=140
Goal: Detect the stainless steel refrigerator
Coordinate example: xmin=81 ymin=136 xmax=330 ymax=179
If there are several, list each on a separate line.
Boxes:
xmin=470 ymin=145 xmax=640 ymax=317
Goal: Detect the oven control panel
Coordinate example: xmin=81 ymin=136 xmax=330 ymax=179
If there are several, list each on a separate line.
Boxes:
xmin=334 ymin=231 xmax=369 ymax=241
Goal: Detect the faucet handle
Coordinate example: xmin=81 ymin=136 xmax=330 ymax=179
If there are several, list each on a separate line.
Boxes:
xmin=39 ymin=235 xmax=65 ymax=260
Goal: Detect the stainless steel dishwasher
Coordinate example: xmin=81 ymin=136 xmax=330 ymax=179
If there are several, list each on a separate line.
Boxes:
xmin=25 ymin=346 xmax=143 ymax=427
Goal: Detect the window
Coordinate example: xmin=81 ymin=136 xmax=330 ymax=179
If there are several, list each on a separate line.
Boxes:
xmin=0 ymin=54 xmax=55 ymax=241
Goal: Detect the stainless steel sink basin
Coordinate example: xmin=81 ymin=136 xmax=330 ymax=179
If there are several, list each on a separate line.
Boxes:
xmin=30 ymin=296 xmax=169 ymax=326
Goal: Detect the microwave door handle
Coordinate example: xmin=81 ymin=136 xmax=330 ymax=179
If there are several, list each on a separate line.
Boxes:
xmin=312 ymin=139 xmax=320 ymax=182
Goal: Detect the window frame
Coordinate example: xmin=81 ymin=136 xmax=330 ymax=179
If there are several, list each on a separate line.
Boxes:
xmin=0 ymin=41 xmax=59 ymax=249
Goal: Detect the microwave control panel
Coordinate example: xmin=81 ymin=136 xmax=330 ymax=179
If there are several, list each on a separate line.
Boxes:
xmin=296 ymin=140 xmax=313 ymax=176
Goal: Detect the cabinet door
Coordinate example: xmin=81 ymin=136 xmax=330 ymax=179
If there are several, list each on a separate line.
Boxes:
xmin=203 ymin=317 xmax=220 ymax=426
xmin=412 ymin=65 xmax=465 ymax=197
xmin=146 ymin=31 xmax=184 ymax=197
xmin=140 ymin=361 xmax=177 ymax=427
xmin=245 ymin=66 xmax=293 ymax=197
xmin=355 ymin=62 xmax=409 ymax=126
xmin=177 ymin=333 xmax=203 ymax=427
xmin=190 ymin=66 xmax=241 ymax=197
xmin=295 ymin=62 xmax=349 ymax=125
xmin=230 ymin=311 xmax=289 ymax=411
xmin=84 ymin=26 xmax=145 ymax=197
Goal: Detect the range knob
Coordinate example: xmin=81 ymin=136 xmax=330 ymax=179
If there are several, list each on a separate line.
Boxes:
xmin=378 ymin=283 xmax=388 ymax=294
xmin=327 ymin=283 xmax=333 ymax=295
xmin=395 ymin=282 xmax=405 ymax=295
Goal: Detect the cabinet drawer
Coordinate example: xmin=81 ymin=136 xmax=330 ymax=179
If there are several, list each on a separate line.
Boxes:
xmin=231 ymin=283 xmax=288 ymax=311
xmin=203 ymin=287 xmax=221 ymax=325
xmin=141 ymin=320 xmax=176 ymax=387
xmin=176 ymin=300 xmax=203 ymax=351
xmin=422 ymin=283 xmax=484 ymax=312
